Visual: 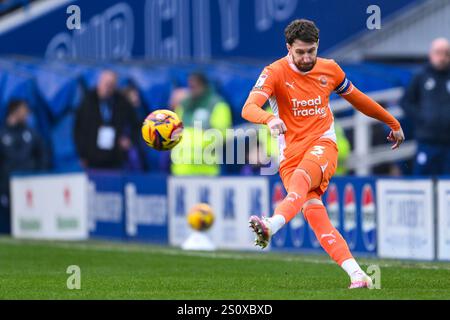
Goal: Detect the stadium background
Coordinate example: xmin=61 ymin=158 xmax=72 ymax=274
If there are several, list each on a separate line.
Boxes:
xmin=1 ymin=0 xmax=450 ymax=299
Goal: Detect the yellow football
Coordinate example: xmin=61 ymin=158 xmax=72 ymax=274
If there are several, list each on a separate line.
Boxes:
xmin=141 ymin=109 xmax=183 ymax=151
xmin=187 ymin=203 xmax=215 ymax=231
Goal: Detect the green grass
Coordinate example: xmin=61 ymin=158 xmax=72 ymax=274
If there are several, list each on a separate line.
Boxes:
xmin=1 ymin=237 xmax=450 ymax=299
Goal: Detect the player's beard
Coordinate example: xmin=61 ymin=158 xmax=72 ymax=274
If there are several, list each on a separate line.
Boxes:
xmin=294 ymin=58 xmax=317 ymax=72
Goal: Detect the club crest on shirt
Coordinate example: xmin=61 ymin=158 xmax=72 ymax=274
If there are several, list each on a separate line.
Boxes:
xmin=318 ymin=75 xmax=328 ymax=87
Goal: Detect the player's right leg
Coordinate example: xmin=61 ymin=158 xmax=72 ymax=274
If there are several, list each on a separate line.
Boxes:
xmin=249 ymin=140 xmax=334 ymax=249
xmin=248 ymin=215 xmax=273 ymax=249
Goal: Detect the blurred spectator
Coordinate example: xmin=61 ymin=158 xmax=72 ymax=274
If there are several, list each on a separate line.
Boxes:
xmin=152 ymin=87 xmax=190 ymax=173
xmin=0 ymin=99 xmax=48 ymax=233
xmin=401 ymin=38 xmax=450 ymax=175
xmin=122 ymin=84 xmax=147 ymax=121
xmin=334 ymin=123 xmax=350 ymax=175
xmin=74 ymin=70 xmax=141 ymax=170
xmin=239 ymin=105 xmax=278 ymax=176
xmin=169 ymin=87 xmax=189 ymax=110
xmin=171 ymin=72 xmax=232 ymax=176
xmin=242 ymin=129 xmax=279 ymax=176
xmin=121 ymin=84 xmax=148 ymax=171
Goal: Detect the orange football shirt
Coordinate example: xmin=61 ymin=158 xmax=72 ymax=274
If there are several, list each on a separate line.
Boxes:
xmin=248 ymin=55 xmax=351 ymax=164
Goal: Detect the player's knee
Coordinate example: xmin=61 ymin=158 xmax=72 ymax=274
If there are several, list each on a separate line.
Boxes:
xmin=293 ymin=168 xmax=312 ymax=187
xmin=297 ymin=160 xmax=323 ymax=190
xmin=302 ymin=199 xmax=324 ymax=223
xmin=302 ymin=198 xmax=324 ymax=212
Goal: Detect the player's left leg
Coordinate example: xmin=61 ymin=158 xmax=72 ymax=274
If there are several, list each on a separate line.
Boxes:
xmin=303 ymin=196 xmax=372 ymax=289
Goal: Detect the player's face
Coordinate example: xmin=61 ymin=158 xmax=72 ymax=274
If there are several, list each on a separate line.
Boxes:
xmin=287 ymin=39 xmax=319 ymax=72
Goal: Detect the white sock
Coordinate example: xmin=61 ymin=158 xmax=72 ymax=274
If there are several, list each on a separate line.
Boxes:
xmin=268 ymin=215 xmax=286 ymax=235
xmin=341 ymin=258 xmax=364 ymax=279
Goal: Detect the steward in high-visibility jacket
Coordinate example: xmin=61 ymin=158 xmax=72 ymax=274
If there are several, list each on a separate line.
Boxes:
xmin=171 ymin=74 xmax=232 ymax=176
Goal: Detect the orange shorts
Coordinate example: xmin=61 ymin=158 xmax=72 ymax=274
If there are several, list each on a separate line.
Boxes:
xmin=279 ymin=138 xmax=338 ymax=200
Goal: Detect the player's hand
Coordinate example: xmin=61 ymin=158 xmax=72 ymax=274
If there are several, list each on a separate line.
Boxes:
xmin=387 ymin=127 xmax=405 ymax=150
xmin=267 ymin=118 xmax=287 ymax=137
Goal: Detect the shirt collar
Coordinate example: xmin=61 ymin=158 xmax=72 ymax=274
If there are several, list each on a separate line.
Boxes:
xmin=286 ymin=53 xmax=319 ymax=75
xmin=286 ymin=54 xmax=313 ymax=75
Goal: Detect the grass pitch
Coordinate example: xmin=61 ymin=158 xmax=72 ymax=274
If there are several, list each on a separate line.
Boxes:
xmin=1 ymin=237 xmax=450 ymax=300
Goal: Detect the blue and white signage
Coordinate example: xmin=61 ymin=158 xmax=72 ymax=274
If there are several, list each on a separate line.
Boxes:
xmin=377 ymin=179 xmax=434 ymax=260
xmin=168 ymin=176 xmax=269 ymax=250
xmin=88 ymin=172 xmax=126 ymax=240
xmin=437 ymin=179 xmax=450 ymax=261
xmin=125 ymin=174 xmax=168 ymax=244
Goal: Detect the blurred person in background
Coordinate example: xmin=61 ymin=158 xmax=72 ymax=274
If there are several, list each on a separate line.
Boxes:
xmin=239 ymin=104 xmax=279 ymax=176
xmin=157 ymin=87 xmax=190 ymax=173
xmin=122 ymin=84 xmax=147 ymax=121
xmin=0 ymin=100 xmax=48 ymax=233
xmin=334 ymin=123 xmax=350 ymax=175
xmin=171 ymin=72 xmax=232 ymax=176
xmin=402 ymin=37 xmax=450 ymax=175
xmin=121 ymin=84 xmax=148 ymax=171
xmin=169 ymin=87 xmax=189 ymax=111
xmin=74 ymin=70 xmax=141 ymax=170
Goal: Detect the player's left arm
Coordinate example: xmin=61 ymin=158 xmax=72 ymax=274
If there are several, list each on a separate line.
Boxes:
xmin=342 ymin=85 xmax=404 ymax=149
xmin=333 ymin=63 xmax=405 ymax=149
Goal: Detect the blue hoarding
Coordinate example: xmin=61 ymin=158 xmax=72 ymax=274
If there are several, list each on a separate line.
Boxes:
xmin=87 ymin=171 xmax=168 ymax=243
xmin=88 ymin=171 xmax=127 ymax=240
xmin=124 ymin=174 xmax=168 ymax=244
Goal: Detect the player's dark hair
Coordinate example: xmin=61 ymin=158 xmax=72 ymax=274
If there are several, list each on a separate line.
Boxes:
xmin=6 ymin=99 xmax=28 ymax=117
xmin=285 ymin=19 xmax=319 ymax=45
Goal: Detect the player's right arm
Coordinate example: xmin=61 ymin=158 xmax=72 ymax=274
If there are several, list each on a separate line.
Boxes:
xmin=241 ymin=67 xmax=287 ymax=136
